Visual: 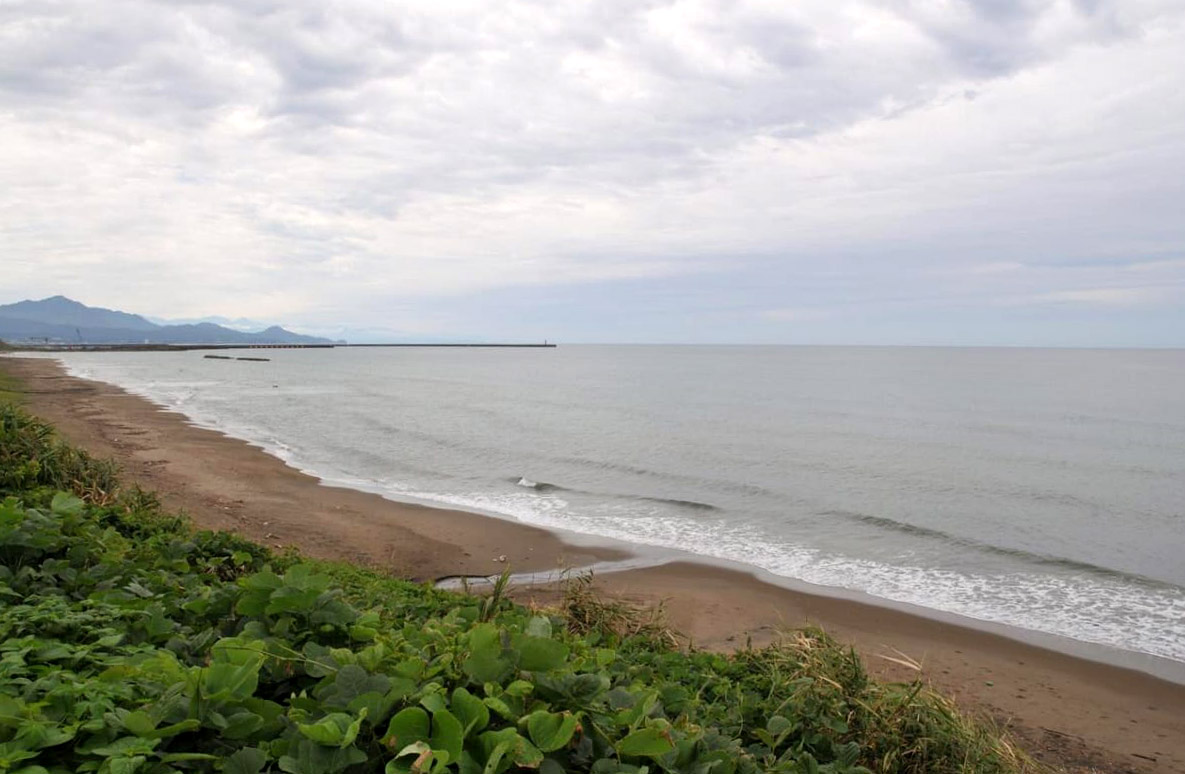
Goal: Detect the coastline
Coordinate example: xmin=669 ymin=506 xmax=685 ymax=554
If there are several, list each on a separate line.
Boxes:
xmin=0 ymin=355 xmax=626 ymax=580
xmin=3 ymin=355 xmax=1183 ymax=773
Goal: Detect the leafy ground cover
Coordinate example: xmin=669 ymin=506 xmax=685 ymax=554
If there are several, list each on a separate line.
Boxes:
xmin=0 ymin=365 xmax=20 ymax=405
xmin=0 ymin=400 xmax=1039 ymax=774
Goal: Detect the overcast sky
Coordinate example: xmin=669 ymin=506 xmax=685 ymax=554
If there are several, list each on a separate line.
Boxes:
xmin=2 ymin=0 xmax=1183 ymax=345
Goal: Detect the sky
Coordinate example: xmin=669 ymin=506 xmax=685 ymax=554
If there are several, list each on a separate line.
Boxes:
xmin=1 ymin=0 xmax=1183 ymax=345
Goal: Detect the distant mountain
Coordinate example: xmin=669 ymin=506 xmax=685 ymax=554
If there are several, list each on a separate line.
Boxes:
xmin=0 ymin=295 xmax=157 ymax=331
xmin=0 ymin=296 xmax=338 ymax=345
xmin=145 ymin=315 xmax=279 ymax=332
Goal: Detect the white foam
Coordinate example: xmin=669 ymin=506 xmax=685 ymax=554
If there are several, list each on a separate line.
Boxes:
xmin=329 ymin=483 xmax=1185 ymax=664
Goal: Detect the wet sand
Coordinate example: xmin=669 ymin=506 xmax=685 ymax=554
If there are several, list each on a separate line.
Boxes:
xmin=3 ymin=355 xmax=1183 ymax=774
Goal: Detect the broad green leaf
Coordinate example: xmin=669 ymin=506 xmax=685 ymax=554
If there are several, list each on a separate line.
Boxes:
xmin=504 ymin=680 xmax=533 ymax=698
xmin=0 ymin=695 xmax=22 ymax=727
xmin=204 ymin=661 xmax=261 ymax=700
xmin=108 ymin=756 xmax=147 ymax=774
xmin=464 ymin=623 xmax=511 ymax=682
xmin=219 ymin=711 xmax=264 ymax=740
xmin=450 ymin=687 xmax=489 ymax=736
xmin=481 ymin=741 xmax=510 ymax=774
xmin=236 ymin=571 xmax=283 ymax=616
xmin=420 ymin=693 xmax=448 ymax=714
xmin=298 ymin=709 xmax=367 ymax=749
xmin=482 ymin=696 xmax=515 ymax=720
xmin=393 ymin=658 xmax=425 ymax=680
xmin=511 ymin=738 xmax=544 ymax=768
xmin=566 ymin=673 xmax=609 ymax=703
xmin=526 ymin=711 xmax=578 ymax=752
xmin=458 ymin=750 xmax=483 ymax=774
xmin=321 ymin=664 xmax=390 ymax=709
xmin=148 ymin=719 xmax=200 ymax=739
xmin=479 ymin=728 xmax=543 ymax=770
xmin=516 ymin=636 xmax=568 ymax=673
xmin=617 ymin=727 xmax=675 ymax=759
xmin=91 ymin=737 xmax=161 ymax=756
xmin=282 ymin=564 xmax=331 ymax=592
xmin=120 ymin=711 xmax=155 ymax=737
xmin=222 ymin=747 xmax=268 ymax=774
xmin=350 ymin=623 xmax=379 ymax=641
xmin=244 ymin=697 xmax=286 ymax=728
xmin=298 ymin=714 xmax=350 ymax=747
xmin=431 ymin=709 xmax=464 ymax=763
xmin=525 ymin=615 xmax=552 ymax=638
xmin=266 ymin=586 xmax=322 ymax=615
xmin=397 ymin=741 xmax=444 ymax=772
xmin=464 ymin=650 xmax=512 ymax=684
xmin=823 ymin=716 xmax=849 ymax=734
xmin=342 ymin=708 xmax=368 ymax=749
xmin=346 ymin=691 xmax=389 ymax=724
xmin=279 ymin=738 xmax=367 ymax=774
xmin=767 ymin=715 xmax=793 ymax=736
xmin=210 ymin=637 xmax=266 ymax=666
xmin=0 ymin=747 xmax=37 ymax=766
xmin=49 ymin=492 xmax=83 ymax=516
xmin=468 ymin=623 xmax=501 ymax=654
xmin=615 ymin=690 xmax=659 ymax=728
xmin=312 ymin=599 xmax=358 ymax=628
xmin=17 ymin=722 xmax=74 ymax=749
xmin=383 ymin=707 xmax=429 ymax=750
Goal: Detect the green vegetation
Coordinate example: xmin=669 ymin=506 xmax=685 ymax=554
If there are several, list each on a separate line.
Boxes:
xmin=0 ymin=373 xmax=20 ymax=405
xmin=0 ymin=396 xmax=1038 ymax=774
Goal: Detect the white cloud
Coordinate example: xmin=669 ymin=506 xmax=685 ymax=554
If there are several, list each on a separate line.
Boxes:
xmin=0 ymin=0 xmax=1182 ymax=342
xmin=1007 ymin=287 xmax=1180 ymax=307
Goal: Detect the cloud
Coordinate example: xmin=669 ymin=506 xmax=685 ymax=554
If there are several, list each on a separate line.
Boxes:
xmin=760 ymin=307 xmax=836 ymax=323
xmin=0 ymin=0 xmax=1182 ymax=344
xmin=1007 ymin=287 xmax=1181 ymax=307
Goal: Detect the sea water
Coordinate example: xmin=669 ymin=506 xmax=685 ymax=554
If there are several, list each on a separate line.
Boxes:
xmin=43 ymin=346 xmax=1185 ymax=665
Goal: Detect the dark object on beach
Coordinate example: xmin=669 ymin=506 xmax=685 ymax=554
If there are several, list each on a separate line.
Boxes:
xmin=203 ymin=354 xmax=233 ymax=360
xmin=236 ymin=357 xmax=271 ymax=362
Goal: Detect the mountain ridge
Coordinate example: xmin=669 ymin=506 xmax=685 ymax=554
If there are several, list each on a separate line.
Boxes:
xmin=0 ymin=296 xmax=337 ymax=345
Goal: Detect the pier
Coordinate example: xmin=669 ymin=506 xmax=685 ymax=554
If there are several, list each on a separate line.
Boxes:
xmin=11 ymin=342 xmax=556 ymax=352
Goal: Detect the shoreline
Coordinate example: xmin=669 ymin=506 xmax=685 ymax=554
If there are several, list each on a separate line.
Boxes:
xmin=3 ymin=355 xmax=1183 ymax=773
xmin=1 ymin=355 xmax=627 ymax=580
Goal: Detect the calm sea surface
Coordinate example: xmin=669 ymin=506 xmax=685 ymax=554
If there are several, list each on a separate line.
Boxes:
xmin=47 ymin=346 xmax=1185 ymax=664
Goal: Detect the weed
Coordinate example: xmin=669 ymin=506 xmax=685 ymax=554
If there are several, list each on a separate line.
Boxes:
xmin=560 ymin=571 xmax=680 ymax=649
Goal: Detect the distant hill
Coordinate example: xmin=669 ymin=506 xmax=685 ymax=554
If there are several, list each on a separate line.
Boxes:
xmin=0 ymin=296 xmax=156 ymax=331
xmin=145 ymin=314 xmax=279 ymax=332
xmin=0 ymin=296 xmax=337 ymax=345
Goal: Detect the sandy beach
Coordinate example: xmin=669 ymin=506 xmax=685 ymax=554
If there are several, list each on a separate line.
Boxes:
xmin=3 ymin=355 xmax=1183 ymax=774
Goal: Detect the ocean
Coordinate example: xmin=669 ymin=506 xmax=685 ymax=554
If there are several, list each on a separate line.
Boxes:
xmin=44 ymin=345 xmax=1185 ymax=667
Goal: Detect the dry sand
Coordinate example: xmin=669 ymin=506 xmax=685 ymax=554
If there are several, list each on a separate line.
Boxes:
xmin=3 ymin=355 xmax=1183 ymax=774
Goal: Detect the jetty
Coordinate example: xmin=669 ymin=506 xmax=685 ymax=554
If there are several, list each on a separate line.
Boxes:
xmin=12 ymin=342 xmax=556 ymax=352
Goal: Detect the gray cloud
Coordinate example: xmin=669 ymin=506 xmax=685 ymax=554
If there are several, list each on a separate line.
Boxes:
xmin=0 ymin=0 xmax=1182 ymax=343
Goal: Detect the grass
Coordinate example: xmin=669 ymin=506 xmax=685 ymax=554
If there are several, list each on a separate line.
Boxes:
xmin=557 ymin=571 xmax=679 ymax=648
xmin=0 ymin=358 xmax=21 ymax=404
xmin=0 ymin=377 xmax=1043 ymax=774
